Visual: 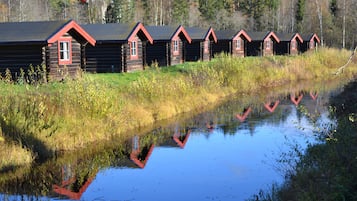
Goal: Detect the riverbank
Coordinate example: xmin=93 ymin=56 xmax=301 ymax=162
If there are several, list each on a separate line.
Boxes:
xmin=0 ymin=47 xmax=356 ymax=171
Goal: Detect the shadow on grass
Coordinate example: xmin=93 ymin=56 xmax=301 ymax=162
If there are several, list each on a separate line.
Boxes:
xmin=0 ymin=121 xmax=54 ymax=164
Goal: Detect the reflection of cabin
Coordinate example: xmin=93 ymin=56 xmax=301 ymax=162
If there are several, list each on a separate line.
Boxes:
xmin=145 ymin=25 xmax=192 ymax=67
xmin=52 ymin=165 xmax=96 ymax=200
xmin=264 ymin=101 xmax=280 ymax=113
xmin=213 ymin=29 xmax=252 ymax=57
xmin=159 ymin=128 xmax=191 ymax=148
xmin=0 ymin=20 xmax=96 ymax=80
xmin=236 ymin=107 xmax=252 ymax=122
xmin=185 ymin=27 xmax=217 ymax=61
xmin=301 ymin=33 xmax=320 ymax=52
xmin=82 ymin=22 xmax=153 ymax=73
xmin=246 ymin=31 xmax=280 ymax=56
xmin=275 ymin=33 xmax=303 ymax=55
xmin=172 ymin=129 xmax=191 ymax=148
xmin=130 ymin=135 xmax=155 ymax=168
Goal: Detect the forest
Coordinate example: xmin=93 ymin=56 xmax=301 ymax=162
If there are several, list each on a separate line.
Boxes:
xmin=0 ymin=0 xmax=356 ymax=49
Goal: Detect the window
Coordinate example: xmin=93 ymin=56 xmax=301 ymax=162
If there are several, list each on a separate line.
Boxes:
xmin=204 ymin=40 xmax=209 ymax=53
xmin=58 ymin=37 xmax=72 ymax=65
xmin=236 ymin=39 xmax=241 ymax=50
xmin=291 ymin=40 xmax=296 ymax=50
xmin=173 ymin=40 xmax=179 ymax=54
xmin=266 ymin=40 xmax=271 ymax=50
xmin=130 ymin=40 xmax=138 ymax=59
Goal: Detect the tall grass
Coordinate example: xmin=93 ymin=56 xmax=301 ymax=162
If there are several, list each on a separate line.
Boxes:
xmin=0 ymin=47 xmax=356 ymax=171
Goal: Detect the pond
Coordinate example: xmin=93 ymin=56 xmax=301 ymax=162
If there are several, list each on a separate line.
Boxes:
xmin=0 ymin=80 xmax=347 ymax=201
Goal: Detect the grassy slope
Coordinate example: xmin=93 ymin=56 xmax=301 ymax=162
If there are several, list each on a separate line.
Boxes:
xmin=0 ymin=48 xmax=356 ymax=170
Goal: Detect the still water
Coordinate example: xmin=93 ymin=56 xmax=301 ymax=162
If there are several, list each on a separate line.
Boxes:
xmin=0 ymin=82 xmax=342 ymax=201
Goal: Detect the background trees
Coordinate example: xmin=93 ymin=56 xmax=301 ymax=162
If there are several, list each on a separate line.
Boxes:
xmin=0 ymin=0 xmax=355 ymax=49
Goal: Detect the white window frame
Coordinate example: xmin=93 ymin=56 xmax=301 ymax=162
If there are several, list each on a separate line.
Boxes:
xmin=266 ymin=40 xmax=271 ymax=50
xmin=60 ymin=41 xmax=70 ymax=61
xmin=173 ymin=40 xmax=179 ymax=52
xmin=131 ymin=41 xmax=137 ymax=56
xmin=236 ymin=39 xmax=241 ymax=50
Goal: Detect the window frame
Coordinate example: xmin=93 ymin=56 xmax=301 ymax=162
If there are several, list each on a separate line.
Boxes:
xmin=58 ymin=37 xmax=72 ymax=65
xmin=291 ymin=40 xmax=296 ymax=50
xmin=265 ymin=40 xmax=271 ymax=50
xmin=204 ymin=40 xmax=209 ymax=53
xmin=173 ymin=40 xmax=179 ymax=55
xmin=130 ymin=40 xmax=138 ymax=60
xmin=235 ymin=39 xmax=241 ymax=50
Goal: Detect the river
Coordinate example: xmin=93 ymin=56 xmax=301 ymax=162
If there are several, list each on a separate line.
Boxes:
xmin=0 ymin=80 xmax=348 ymax=201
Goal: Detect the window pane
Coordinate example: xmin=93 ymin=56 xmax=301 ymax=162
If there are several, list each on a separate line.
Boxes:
xmin=131 ymin=41 xmax=137 ymax=56
xmin=60 ymin=41 xmax=70 ymax=60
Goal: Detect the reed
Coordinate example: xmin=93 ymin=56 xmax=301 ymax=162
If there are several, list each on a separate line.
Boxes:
xmin=0 ymin=47 xmax=356 ymax=171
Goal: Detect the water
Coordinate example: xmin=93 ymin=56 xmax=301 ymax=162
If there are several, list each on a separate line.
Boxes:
xmin=0 ymin=82 xmax=343 ymax=201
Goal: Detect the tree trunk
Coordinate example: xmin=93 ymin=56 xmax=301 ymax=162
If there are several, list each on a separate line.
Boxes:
xmin=342 ymin=0 xmax=346 ymax=48
xmin=314 ymin=0 xmax=324 ymax=47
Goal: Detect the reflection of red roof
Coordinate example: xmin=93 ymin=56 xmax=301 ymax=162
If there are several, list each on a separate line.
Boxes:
xmin=236 ymin=107 xmax=252 ymax=122
xmin=264 ymin=101 xmax=280 ymax=113
xmin=310 ymin=91 xmax=318 ymax=100
xmin=52 ymin=167 xmax=96 ymax=200
xmin=173 ymin=130 xmax=191 ymax=148
xmin=130 ymin=144 xmax=155 ymax=169
xmin=290 ymin=94 xmax=304 ymax=106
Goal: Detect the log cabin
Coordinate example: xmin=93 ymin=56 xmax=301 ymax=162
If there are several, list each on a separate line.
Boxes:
xmin=145 ymin=25 xmax=192 ymax=67
xmin=81 ymin=22 xmax=153 ymax=73
xmin=246 ymin=31 xmax=280 ymax=56
xmin=0 ymin=20 xmax=96 ymax=81
xmin=275 ymin=33 xmax=303 ymax=55
xmin=212 ymin=29 xmax=252 ymax=57
xmin=301 ymin=33 xmax=321 ymax=52
xmin=184 ymin=27 xmax=217 ymax=61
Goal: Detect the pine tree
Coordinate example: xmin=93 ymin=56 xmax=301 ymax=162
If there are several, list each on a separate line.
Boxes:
xmin=239 ymin=0 xmax=266 ymax=31
xmin=105 ymin=0 xmax=135 ymax=23
xmin=172 ymin=0 xmax=189 ymax=25
xmin=198 ymin=0 xmax=224 ymax=21
xmin=295 ymin=0 xmax=305 ymax=32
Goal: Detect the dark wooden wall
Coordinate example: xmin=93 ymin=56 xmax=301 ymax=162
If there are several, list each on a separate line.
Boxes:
xmin=0 ymin=44 xmax=43 ymax=77
xmin=84 ymin=43 xmax=123 ymax=73
xmin=247 ymin=41 xmax=263 ymax=56
xmin=46 ymin=37 xmax=82 ymax=80
xmin=212 ymin=40 xmax=231 ymax=57
xmin=146 ymin=42 xmax=170 ymax=67
xmin=275 ymin=41 xmax=290 ymax=55
xmin=301 ymin=40 xmax=316 ymax=53
xmin=185 ymin=41 xmax=201 ymax=61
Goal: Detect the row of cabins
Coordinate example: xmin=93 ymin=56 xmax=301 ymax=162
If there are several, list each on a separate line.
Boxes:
xmin=0 ymin=20 xmax=321 ymax=80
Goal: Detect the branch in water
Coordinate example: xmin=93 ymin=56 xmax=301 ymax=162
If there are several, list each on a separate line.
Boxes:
xmin=334 ymin=46 xmax=357 ymax=75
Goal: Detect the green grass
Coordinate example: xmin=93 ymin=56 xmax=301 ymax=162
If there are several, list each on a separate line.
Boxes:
xmin=0 ymin=47 xmax=356 ymax=171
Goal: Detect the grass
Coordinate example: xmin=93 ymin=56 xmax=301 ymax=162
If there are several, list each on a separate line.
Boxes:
xmin=0 ymin=47 xmax=356 ymax=171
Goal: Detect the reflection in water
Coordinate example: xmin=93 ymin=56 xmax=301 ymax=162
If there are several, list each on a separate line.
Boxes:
xmin=172 ymin=128 xmax=191 ymax=149
xmin=130 ymin=135 xmax=155 ymax=169
xmin=290 ymin=92 xmax=304 ymax=106
xmin=52 ymin=165 xmax=95 ymax=200
xmin=0 ymin=80 xmax=347 ymax=201
xmin=236 ymin=107 xmax=252 ymax=122
xmin=309 ymin=91 xmax=318 ymax=100
xmin=264 ymin=101 xmax=280 ymax=113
